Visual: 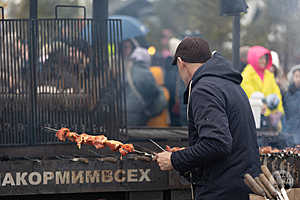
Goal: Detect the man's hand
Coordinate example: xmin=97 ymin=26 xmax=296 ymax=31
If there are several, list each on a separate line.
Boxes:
xmin=154 ymin=151 xmax=173 ymax=171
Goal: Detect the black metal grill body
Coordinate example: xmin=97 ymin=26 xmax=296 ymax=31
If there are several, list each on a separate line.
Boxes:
xmin=0 ymin=18 xmax=126 ymax=145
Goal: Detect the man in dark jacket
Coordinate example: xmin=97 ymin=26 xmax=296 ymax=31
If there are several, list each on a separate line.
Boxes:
xmin=155 ymin=37 xmax=260 ymax=200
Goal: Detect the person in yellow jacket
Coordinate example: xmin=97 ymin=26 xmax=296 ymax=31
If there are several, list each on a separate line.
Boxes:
xmin=147 ymin=66 xmax=170 ymax=127
xmin=241 ymin=46 xmax=284 ymax=130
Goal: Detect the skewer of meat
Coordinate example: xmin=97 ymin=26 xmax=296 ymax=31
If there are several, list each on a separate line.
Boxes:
xmin=165 ymin=145 xmax=185 ymax=152
xmin=55 ymin=128 xmax=134 ymax=157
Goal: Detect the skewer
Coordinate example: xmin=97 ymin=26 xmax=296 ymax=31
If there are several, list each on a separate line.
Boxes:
xmin=134 ymin=149 xmax=155 ymax=158
xmin=148 ymin=139 xmax=166 ymax=152
xmin=43 ymin=127 xmax=59 ymax=132
xmin=44 ymin=127 xmax=139 ymax=158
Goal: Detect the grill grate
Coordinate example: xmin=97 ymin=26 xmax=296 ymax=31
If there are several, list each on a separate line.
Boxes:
xmin=0 ymin=18 xmax=126 ymax=145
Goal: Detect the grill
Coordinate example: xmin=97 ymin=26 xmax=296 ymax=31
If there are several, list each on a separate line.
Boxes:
xmin=260 ymin=146 xmax=300 ymax=188
xmin=0 ymin=18 xmax=126 ymax=145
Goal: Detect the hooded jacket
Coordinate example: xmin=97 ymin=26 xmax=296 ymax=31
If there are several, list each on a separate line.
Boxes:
xmin=126 ymin=47 xmax=161 ymax=126
xmin=241 ymin=46 xmax=284 ymax=116
xmin=282 ymin=65 xmax=300 ymax=135
xmin=247 ymin=46 xmax=272 ymax=80
xmin=171 ymin=52 xmax=260 ymax=200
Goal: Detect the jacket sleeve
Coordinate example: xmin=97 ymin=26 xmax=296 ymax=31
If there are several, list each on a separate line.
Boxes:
xmin=241 ymin=66 xmax=256 ymax=98
xmin=134 ymin=66 xmax=160 ymax=106
xmin=267 ymin=76 xmax=284 ymax=115
xmin=171 ymin=84 xmax=233 ymax=172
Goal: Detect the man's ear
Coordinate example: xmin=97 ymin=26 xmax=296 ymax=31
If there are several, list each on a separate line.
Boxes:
xmin=177 ymin=57 xmax=183 ymax=65
xmin=177 ymin=57 xmax=187 ymax=69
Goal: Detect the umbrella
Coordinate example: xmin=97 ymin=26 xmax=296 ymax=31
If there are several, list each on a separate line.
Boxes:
xmin=109 ymin=15 xmax=149 ymax=40
xmin=81 ymin=15 xmax=149 ymax=43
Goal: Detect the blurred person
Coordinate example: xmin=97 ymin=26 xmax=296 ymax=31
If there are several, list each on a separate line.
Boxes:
xmin=0 ymin=34 xmax=13 ymax=92
xmin=282 ymin=65 xmax=300 ymax=138
xmin=155 ymin=37 xmax=260 ymax=200
xmin=17 ymin=39 xmax=30 ymax=92
xmin=122 ymin=40 xmax=134 ymax=61
xmin=68 ymin=40 xmax=92 ymax=93
xmin=122 ymin=38 xmax=139 ymax=61
xmin=241 ymin=46 xmax=284 ymax=130
xmin=39 ymin=40 xmax=91 ymax=93
xmin=239 ymin=46 xmax=250 ymax=73
xmin=68 ymin=40 xmax=90 ymax=67
xmin=4 ymin=37 xmax=30 ymax=93
xmin=147 ymin=66 xmax=170 ymax=127
xmin=160 ymin=29 xmax=173 ymax=59
xmin=270 ymin=50 xmax=288 ymax=94
xmin=123 ymin=39 xmax=167 ymax=126
xmin=41 ymin=47 xmax=74 ymax=91
xmin=164 ymin=37 xmax=187 ymax=126
xmin=270 ymin=51 xmax=280 ymax=79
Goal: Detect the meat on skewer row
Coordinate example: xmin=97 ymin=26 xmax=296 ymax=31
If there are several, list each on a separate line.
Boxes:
xmin=55 ymin=128 xmax=134 ymax=156
xmin=165 ymin=145 xmax=185 ymax=152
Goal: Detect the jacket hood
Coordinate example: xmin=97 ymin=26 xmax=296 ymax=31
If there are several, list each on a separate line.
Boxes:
xmin=271 ymin=50 xmax=280 ymax=69
xmin=247 ymin=46 xmax=272 ymax=80
xmin=287 ymin=64 xmax=300 ymax=84
xmin=168 ymin=37 xmax=181 ymax=57
xmin=190 ymin=52 xmax=242 ymax=88
xmin=130 ymin=47 xmax=151 ymax=67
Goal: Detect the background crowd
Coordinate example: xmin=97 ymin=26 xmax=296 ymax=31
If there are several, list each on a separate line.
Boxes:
xmin=238 ymin=45 xmax=300 ymax=139
xmin=122 ymin=31 xmax=300 ymax=149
